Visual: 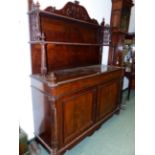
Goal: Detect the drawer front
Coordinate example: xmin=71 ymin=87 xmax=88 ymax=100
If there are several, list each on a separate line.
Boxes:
xmin=61 ymin=88 xmax=96 ymax=144
xmin=48 ymin=69 xmax=123 ymax=99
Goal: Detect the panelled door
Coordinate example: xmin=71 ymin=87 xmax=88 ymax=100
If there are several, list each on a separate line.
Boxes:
xmin=96 ymin=80 xmax=121 ymax=121
xmin=61 ymin=88 xmax=96 ymax=144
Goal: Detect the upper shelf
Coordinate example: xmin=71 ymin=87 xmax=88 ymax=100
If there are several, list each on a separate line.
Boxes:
xmin=28 ymin=1 xmax=106 ymax=74
xmin=29 ymin=40 xmax=111 ymax=46
xmin=28 ymin=1 xmax=104 ymax=43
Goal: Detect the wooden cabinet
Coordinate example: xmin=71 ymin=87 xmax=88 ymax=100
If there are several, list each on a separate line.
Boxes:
xmin=124 ymin=33 xmax=135 ymax=99
xmin=108 ymin=0 xmax=134 ymax=66
xmin=28 ymin=1 xmax=124 ymax=155
xmin=31 ymin=66 xmax=123 ymax=155
xmin=111 ymin=0 xmax=133 ymax=32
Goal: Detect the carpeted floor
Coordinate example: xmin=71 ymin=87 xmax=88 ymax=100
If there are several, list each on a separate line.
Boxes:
xmin=37 ymin=90 xmax=135 ymax=155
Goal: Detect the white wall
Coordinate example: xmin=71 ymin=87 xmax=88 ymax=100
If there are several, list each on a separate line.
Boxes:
xmin=128 ymin=0 xmax=135 ymax=33
xmin=128 ymin=5 xmax=135 ymax=33
xmin=0 ymin=0 xmax=34 ymax=147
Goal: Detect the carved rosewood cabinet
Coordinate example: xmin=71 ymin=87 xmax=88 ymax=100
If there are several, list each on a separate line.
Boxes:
xmin=28 ymin=1 xmax=124 ymax=155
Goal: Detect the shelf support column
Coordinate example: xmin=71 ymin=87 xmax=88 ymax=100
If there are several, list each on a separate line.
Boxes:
xmin=40 ymin=33 xmax=47 ymax=76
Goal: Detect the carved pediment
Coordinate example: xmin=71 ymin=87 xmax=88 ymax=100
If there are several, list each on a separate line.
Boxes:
xmin=44 ymin=1 xmax=98 ymax=24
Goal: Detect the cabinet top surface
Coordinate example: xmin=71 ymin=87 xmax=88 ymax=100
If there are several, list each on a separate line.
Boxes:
xmin=31 ymin=65 xmax=123 ymax=86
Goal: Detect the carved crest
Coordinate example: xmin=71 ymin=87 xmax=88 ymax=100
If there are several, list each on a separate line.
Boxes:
xmin=44 ymin=1 xmax=98 ymax=24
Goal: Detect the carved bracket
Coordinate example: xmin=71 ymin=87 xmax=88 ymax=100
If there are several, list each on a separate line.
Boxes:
xmin=103 ymin=23 xmax=111 ymax=45
xmin=29 ymin=1 xmax=41 ymax=41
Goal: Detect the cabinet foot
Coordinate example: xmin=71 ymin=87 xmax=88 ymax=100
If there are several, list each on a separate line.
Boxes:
xmin=115 ymin=109 xmax=120 ymax=115
xmin=50 ymin=150 xmax=63 ymax=155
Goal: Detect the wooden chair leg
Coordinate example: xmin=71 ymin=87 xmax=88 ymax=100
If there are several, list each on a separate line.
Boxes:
xmin=127 ymin=76 xmax=132 ymax=100
xmin=127 ymin=87 xmax=131 ymax=100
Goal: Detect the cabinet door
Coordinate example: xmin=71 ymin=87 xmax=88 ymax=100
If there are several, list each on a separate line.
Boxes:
xmin=97 ymin=80 xmax=120 ymax=121
xmin=61 ymin=88 xmax=96 ymax=144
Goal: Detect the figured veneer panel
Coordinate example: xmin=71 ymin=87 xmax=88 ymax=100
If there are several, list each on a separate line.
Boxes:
xmin=97 ymin=80 xmax=120 ymax=121
xmin=62 ymin=89 xmax=96 ymax=144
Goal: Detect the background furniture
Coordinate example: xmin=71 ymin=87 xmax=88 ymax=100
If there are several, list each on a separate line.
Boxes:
xmin=108 ymin=0 xmax=134 ymax=66
xmin=108 ymin=0 xmax=134 ymax=99
xmin=124 ymin=33 xmax=135 ymax=99
xmin=28 ymin=1 xmax=124 ymax=155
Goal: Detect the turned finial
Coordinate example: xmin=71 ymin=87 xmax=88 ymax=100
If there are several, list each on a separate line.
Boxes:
xmin=101 ymin=18 xmax=105 ymax=27
xmin=31 ymin=1 xmax=40 ymax=11
xmin=50 ymin=72 xmax=56 ymax=83
xmin=36 ymin=1 xmax=40 ymax=7
xmin=51 ymin=6 xmax=56 ymax=12
xmin=74 ymin=1 xmax=80 ymax=5
xmin=41 ymin=33 xmax=45 ymax=41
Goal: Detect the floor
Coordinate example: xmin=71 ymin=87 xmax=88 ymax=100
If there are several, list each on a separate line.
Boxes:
xmin=36 ymin=90 xmax=135 ymax=155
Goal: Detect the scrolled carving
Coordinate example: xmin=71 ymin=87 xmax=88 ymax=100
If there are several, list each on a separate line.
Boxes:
xmin=44 ymin=2 xmax=98 ymax=24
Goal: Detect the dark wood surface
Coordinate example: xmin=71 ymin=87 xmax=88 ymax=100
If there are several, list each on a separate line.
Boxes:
xmin=28 ymin=1 xmax=104 ymax=74
xmin=28 ymin=1 xmax=124 ymax=155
